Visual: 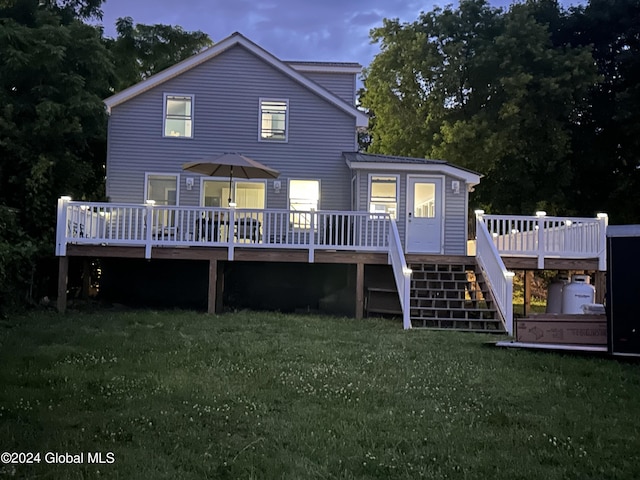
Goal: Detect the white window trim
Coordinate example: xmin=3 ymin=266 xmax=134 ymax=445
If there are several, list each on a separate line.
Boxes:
xmin=258 ymin=98 xmax=289 ymax=143
xmin=367 ymin=173 xmax=399 ymax=218
xmin=144 ymin=172 xmax=180 ymax=205
xmin=163 ymin=93 xmax=194 ymax=139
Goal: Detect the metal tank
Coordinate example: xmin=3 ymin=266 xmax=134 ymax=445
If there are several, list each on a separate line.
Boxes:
xmin=546 ymin=273 xmax=569 ymax=314
xmin=561 ymin=274 xmax=595 ymax=314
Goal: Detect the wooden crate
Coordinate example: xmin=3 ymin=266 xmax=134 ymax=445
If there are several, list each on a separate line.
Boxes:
xmin=515 ymin=314 xmax=607 ymax=346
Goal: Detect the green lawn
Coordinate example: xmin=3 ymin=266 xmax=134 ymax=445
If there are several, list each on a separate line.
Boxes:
xmin=1 ymin=310 xmax=639 ymax=479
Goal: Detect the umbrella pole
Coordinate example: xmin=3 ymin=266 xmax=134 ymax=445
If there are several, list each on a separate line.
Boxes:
xmin=228 ymin=167 xmax=233 ymax=206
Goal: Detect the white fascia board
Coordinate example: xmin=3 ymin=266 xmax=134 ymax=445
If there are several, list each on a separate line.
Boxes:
xmin=104 ymin=33 xmax=369 ymax=127
xmin=288 ymin=63 xmax=363 ymax=74
xmin=346 ymin=161 xmax=482 ymax=186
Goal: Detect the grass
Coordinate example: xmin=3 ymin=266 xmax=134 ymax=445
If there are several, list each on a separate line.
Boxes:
xmin=1 ymin=310 xmax=640 ymax=479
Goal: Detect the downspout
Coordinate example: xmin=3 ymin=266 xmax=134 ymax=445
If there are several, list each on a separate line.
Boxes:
xmin=351 ymin=173 xmax=358 ymax=211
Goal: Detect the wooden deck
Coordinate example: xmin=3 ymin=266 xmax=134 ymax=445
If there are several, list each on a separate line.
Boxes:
xmin=57 ymin=244 xmax=390 ymax=318
xmin=55 ymin=199 xmax=609 ymax=332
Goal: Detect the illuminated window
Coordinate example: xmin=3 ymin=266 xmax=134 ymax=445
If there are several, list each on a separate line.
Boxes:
xmin=369 ymin=176 xmax=398 ymax=219
xmin=289 ymin=179 xmax=319 ymax=228
xmin=203 ymin=180 xmax=265 ymax=208
xmin=413 ymin=183 xmax=436 ymax=218
xmin=164 ymin=94 xmax=193 ymax=138
xmin=260 ymin=99 xmax=288 ymax=141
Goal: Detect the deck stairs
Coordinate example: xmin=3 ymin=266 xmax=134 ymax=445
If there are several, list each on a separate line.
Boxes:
xmin=365 ymin=262 xmax=504 ymax=332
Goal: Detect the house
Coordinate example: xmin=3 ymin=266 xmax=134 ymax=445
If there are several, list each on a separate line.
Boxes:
xmin=55 ymin=32 xmax=608 ymax=334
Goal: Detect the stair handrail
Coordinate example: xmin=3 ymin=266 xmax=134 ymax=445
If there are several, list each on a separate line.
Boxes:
xmin=475 ymin=211 xmax=514 ymax=335
xmin=388 ymin=219 xmax=412 ymax=329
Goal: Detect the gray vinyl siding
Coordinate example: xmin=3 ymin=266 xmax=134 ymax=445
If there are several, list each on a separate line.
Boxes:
xmin=354 ymin=169 xmax=468 ymax=254
xmin=300 ymin=72 xmax=356 ymax=105
xmin=442 ymin=176 xmax=467 ymax=255
xmin=106 ymin=45 xmax=357 ymax=210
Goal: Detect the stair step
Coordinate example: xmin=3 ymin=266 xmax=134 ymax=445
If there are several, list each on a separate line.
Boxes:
xmin=410 ymin=318 xmax=504 ymax=331
xmin=406 ymin=261 xmax=504 ymax=332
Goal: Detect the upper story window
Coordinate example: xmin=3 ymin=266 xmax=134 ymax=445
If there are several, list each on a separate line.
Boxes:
xmin=260 ymin=99 xmax=288 ymax=142
xmin=369 ymin=175 xmax=398 ymax=219
xmin=164 ymin=94 xmax=193 ymax=138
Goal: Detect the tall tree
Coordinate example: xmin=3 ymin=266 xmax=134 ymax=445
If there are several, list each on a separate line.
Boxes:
xmin=563 ymin=0 xmax=640 ymax=223
xmin=106 ymin=17 xmax=212 ymax=91
xmin=0 ymin=0 xmax=113 ymax=305
xmin=360 ymin=0 xmax=598 ymax=214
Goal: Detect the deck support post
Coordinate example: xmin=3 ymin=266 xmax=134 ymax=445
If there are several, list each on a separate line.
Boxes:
xmin=216 ymin=261 xmax=225 ymax=313
xmin=593 ymin=271 xmax=606 ymax=304
xmin=81 ymin=258 xmax=91 ymax=299
xmin=57 ymin=256 xmax=69 ymax=313
xmin=355 ymin=262 xmax=364 ymax=320
xmin=523 ymin=270 xmax=533 ymax=317
xmin=208 ymin=259 xmax=218 ymax=314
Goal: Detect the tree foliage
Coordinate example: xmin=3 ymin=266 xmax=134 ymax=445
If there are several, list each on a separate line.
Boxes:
xmin=106 ymin=16 xmax=212 ymax=91
xmin=0 ymin=0 xmax=113 ymax=233
xmin=563 ymin=0 xmax=640 ymax=223
xmin=360 ymin=0 xmax=614 ymax=216
xmin=0 ymin=0 xmax=112 ymax=307
xmin=0 ymin=0 xmax=213 ymax=310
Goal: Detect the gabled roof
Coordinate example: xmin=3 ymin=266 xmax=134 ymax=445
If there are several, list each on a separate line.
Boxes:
xmin=343 ymin=152 xmax=482 ymax=185
xmin=104 ymin=32 xmax=368 ymax=127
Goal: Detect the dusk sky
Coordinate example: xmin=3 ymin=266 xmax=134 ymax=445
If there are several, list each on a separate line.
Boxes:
xmin=99 ymin=0 xmax=586 ymax=69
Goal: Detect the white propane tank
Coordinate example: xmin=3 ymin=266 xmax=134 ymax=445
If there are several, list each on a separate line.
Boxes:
xmin=561 ymin=274 xmax=595 ymax=314
xmin=546 ymin=273 xmax=569 ymax=313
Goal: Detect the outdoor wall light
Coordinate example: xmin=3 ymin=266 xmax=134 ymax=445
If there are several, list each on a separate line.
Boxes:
xmin=185 ymin=177 xmax=194 ymax=190
xmin=451 ymin=180 xmax=460 ymax=194
xmin=273 ymin=180 xmax=281 ymax=192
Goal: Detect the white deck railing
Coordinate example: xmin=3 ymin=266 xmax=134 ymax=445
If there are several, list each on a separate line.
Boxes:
xmin=475 ymin=213 xmax=514 ymax=335
xmin=481 ymin=212 xmax=608 ymax=270
xmin=388 ymin=219 xmax=412 ymax=330
xmin=55 ymin=199 xmax=392 ymax=261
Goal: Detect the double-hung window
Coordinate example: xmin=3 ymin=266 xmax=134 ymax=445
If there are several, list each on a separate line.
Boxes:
xmin=164 ymin=94 xmax=193 ymax=138
xmin=260 ymin=99 xmax=288 ymax=141
xmin=369 ymin=175 xmax=398 ymax=219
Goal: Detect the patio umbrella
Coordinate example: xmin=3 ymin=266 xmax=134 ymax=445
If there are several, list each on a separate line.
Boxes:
xmin=182 ymin=153 xmax=280 ymax=206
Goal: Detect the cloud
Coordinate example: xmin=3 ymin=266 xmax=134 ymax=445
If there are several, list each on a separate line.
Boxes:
xmin=99 ymin=0 xmax=584 ymax=68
